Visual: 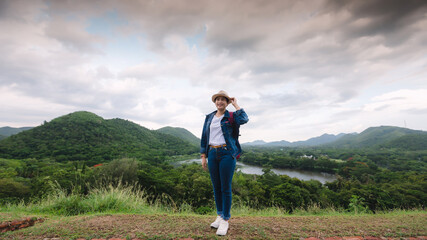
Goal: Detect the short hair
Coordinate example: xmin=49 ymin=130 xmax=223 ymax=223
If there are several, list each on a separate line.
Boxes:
xmin=215 ymin=96 xmax=229 ymax=103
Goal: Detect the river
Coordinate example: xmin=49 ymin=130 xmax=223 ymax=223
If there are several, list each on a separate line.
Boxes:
xmin=173 ymin=159 xmax=337 ymax=184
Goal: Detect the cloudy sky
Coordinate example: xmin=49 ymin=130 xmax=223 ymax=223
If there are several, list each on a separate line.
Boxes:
xmin=1 ymin=0 xmax=427 ymax=142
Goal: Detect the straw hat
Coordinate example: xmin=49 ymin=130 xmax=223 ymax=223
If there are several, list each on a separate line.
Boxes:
xmin=212 ymin=90 xmax=231 ymax=103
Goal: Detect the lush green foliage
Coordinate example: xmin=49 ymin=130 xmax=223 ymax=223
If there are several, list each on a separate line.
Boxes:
xmin=0 ymin=111 xmax=197 ymax=165
xmin=237 ymin=147 xmax=427 ymax=212
xmin=156 ymin=126 xmax=200 ymax=146
xmin=0 ymin=112 xmax=426 ymax=216
xmin=381 ymin=134 xmax=427 ymax=150
xmin=1 ymin=156 xmax=426 ymax=215
xmin=244 ymin=126 xmax=427 ymax=149
xmin=240 ymin=149 xmax=341 ymax=173
xmin=241 ymin=146 xmax=427 ymax=173
xmin=327 ymin=126 xmax=427 ymax=149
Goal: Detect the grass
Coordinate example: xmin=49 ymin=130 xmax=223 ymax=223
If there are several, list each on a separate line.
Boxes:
xmin=1 ymin=182 xmax=177 ymax=217
xmin=1 ymin=184 xmax=426 ymax=239
xmin=0 ymin=182 xmax=349 ymax=218
xmin=1 ymin=211 xmax=426 ymax=239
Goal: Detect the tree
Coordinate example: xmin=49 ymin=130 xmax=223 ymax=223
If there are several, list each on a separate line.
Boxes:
xmin=270 ymin=182 xmax=310 ymax=210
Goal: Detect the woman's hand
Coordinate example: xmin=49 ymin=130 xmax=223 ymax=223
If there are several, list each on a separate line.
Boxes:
xmin=201 ymin=155 xmax=207 ymax=170
xmin=230 ymin=97 xmax=241 ymax=110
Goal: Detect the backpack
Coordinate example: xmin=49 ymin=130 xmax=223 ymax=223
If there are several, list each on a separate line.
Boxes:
xmin=229 ymin=112 xmax=240 ymax=139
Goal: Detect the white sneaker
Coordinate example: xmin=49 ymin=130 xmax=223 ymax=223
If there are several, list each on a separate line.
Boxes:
xmin=210 ymin=216 xmax=222 ymax=228
xmin=216 ymin=219 xmax=229 ymax=236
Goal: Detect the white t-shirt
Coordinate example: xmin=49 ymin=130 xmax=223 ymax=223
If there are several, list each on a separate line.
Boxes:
xmin=209 ymin=114 xmax=226 ymax=146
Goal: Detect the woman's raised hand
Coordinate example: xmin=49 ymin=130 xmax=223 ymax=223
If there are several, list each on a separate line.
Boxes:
xmin=230 ymin=97 xmax=240 ymax=110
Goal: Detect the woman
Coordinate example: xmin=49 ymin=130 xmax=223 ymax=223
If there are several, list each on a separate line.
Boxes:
xmin=200 ymin=90 xmax=249 ymax=236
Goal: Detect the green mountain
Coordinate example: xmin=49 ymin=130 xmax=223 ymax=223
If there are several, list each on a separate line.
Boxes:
xmin=381 ymin=133 xmax=427 ymax=151
xmin=0 ymin=126 xmax=33 ymax=137
xmin=328 ymin=126 xmax=427 ymax=149
xmin=0 ymin=135 xmax=6 ymax=140
xmin=156 ymin=126 xmax=200 ymax=146
xmin=0 ymin=111 xmax=198 ymax=163
xmin=244 ymin=133 xmax=346 ymax=147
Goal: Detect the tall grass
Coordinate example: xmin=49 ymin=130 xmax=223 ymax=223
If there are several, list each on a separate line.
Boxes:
xmin=1 ymin=182 xmax=424 ymax=217
xmin=2 ymin=182 xmax=171 ymax=216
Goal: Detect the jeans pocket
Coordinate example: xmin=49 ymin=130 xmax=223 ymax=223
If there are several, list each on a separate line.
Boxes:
xmin=221 ymin=147 xmax=233 ymax=158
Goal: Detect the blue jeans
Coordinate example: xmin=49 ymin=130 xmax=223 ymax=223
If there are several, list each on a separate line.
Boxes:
xmin=208 ymin=146 xmax=236 ymax=220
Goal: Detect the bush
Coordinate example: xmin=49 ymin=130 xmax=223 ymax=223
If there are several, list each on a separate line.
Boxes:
xmin=35 ymin=182 xmax=149 ymax=215
xmin=51 ymin=194 xmax=89 ymax=216
xmin=0 ymin=178 xmax=30 ymax=199
xmin=195 ymin=206 xmax=213 ymax=215
xmin=347 ymin=195 xmax=370 ymax=214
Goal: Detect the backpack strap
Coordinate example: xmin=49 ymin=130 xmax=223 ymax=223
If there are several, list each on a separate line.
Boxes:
xmin=229 ymin=111 xmax=234 ymax=124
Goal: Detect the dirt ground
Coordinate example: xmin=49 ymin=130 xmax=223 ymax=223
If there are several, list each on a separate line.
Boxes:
xmin=1 ymin=213 xmax=426 ymax=239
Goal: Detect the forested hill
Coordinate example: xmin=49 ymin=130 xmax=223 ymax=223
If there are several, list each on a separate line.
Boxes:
xmin=0 ymin=126 xmax=33 ymax=137
xmin=0 ymin=111 xmax=197 ymax=164
xmin=380 ymin=134 xmax=427 ymax=150
xmin=327 ymin=126 xmax=427 ymax=149
xmin=156 ymin=126 xmax=200 ymax=146
xmin=244 ymin=126 xmax=427 ymax=150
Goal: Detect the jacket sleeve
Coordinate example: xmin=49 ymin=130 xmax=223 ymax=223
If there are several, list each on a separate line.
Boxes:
xmin=200 ymin=116 xmax=208 ymax=155
xmin=234 ymin=108 xmax=249 ymax=126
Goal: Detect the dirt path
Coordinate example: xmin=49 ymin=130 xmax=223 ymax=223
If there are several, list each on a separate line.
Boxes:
xmin=1 ymin=213 xmax=426 ymax=239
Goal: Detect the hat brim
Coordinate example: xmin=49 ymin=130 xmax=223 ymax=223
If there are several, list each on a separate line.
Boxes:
xmin=212 ymin=94 xmax=231 ymax=103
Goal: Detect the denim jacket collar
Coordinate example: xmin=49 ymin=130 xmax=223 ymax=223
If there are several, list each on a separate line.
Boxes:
xmin=208 ymin=110 xmax=230 ymax=119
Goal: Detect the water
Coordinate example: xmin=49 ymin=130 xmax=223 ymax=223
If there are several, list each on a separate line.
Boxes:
xmin=173 ymin=159 xmax=337 ymax=184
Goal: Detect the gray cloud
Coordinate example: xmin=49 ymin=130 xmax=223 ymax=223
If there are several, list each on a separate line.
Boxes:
xmin=41 ymin=0 xmax=427 ymax=92
xmin=374 ymin=104 xmax=391 ymax=111
xmin=259 ymin=91 xmax=318 ymax=109
xmin=326 ymin=0 xmax=427 ymax=40
xmin=405 ymin=108 xmax=427 ymax=115
xmin=1 ymin=0 xmax=427 ymax=141
xmin=45 ymin=16 xmax=103 ymax=53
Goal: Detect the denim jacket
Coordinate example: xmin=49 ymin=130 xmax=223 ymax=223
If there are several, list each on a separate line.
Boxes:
xmin=200 ymin=109 xmax=249 ymax=159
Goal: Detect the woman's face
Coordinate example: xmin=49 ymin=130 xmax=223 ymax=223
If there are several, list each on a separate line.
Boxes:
xmin=215 ymin=96 xmax=229 ymax=111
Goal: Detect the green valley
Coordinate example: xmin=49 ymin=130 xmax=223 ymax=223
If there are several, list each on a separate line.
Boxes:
xmin=0 ymin=111 xmax=426 ymax=239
